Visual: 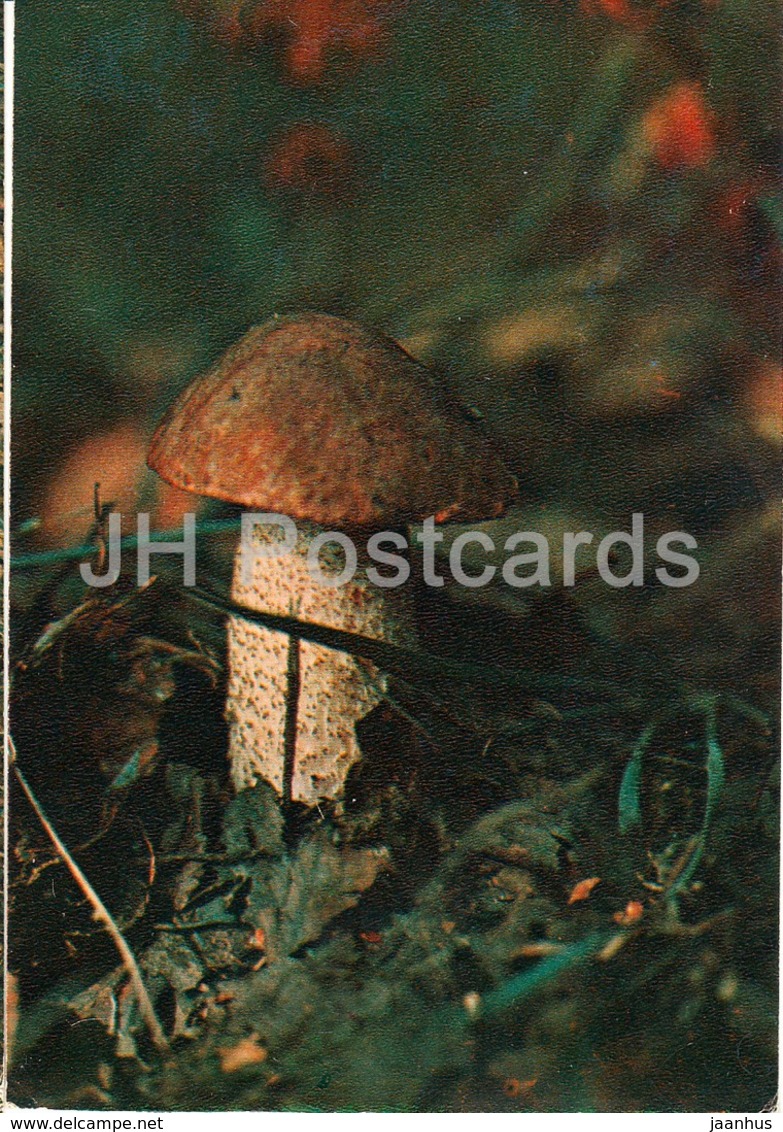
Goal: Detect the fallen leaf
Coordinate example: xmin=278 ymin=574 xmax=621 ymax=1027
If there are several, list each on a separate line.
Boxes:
xmin=247 ymin=831 xmax=390 ymax=960
xmin=567 ymin=876 xmax=601 ymax=904
xmin=218 ymin=1034 xmax=268 ymax=1073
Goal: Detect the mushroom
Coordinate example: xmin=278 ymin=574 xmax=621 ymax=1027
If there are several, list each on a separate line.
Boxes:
xmin=148 ymin=313 xmax=516 ymax=805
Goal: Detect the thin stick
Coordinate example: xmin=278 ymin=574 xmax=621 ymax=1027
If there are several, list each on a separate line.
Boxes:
xmin=9 ymin=736 xmax=171 ymax=1059
xmin=10 ymin=517 xmax=242 ymax=571
xmin=282 ymin=635 xmax=301 ymax=811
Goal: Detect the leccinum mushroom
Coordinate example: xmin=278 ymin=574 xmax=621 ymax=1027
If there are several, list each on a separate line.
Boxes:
xmin=148 ymin=313 xmax=516 ymax=805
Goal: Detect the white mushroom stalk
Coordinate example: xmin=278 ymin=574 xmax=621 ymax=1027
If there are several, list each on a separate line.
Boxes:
xmin=228 ymin=520 xmax=415 ymax=804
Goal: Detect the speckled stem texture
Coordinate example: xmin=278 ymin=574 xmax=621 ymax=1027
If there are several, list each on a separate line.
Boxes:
xmin=227 ymin=521 xmax=416 ymax=805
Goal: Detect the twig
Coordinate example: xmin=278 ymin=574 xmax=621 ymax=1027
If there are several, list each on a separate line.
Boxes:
xmin=9 ymin=736 xmax=172 ymax=1060
xmin=189 ymin=583 xmax=657 ymax=706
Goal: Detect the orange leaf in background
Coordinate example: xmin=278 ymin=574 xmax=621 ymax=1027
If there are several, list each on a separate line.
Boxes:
xmin=289 ymin=0 xmax=337 ymax=80
xmin=642 ymin=82 xmax=716 ymax=169
xmin=567 ymin=876 xmax=601 ymax=904
xmin=41 ymin=421 xmax=204 ymax=547
xmin=41 ymin=423 xmax=149 ymax=546
xmin=217 ymin=1034 xmax=269 ymax=1073
xmin=179 ymin=0 xmax=400 ymax=84
xmin=250 ymin=0 xmax=394 ymax=83
xmin=248 ymin=928 xmax=267 ymax=951
xmin=613 ymin=900 xmax=644 ymax=926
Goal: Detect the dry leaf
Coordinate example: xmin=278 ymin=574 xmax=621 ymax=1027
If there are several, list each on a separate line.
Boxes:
xmin=218 ymin=1034 xmax=268 ymax=1073
xmin=567 ymin=876 xmax=601 ymax=905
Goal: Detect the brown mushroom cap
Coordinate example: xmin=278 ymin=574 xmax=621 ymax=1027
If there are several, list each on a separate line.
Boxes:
xmin=147 ymin=313 xmax=517 ymax=528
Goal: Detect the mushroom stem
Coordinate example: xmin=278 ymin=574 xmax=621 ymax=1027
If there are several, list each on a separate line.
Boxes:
xmin=227 ymin=521 xmax=416 ymax=805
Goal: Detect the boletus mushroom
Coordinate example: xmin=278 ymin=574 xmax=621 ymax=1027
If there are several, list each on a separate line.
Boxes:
xmin=148 ymin=313 xmax=516 ymax=805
